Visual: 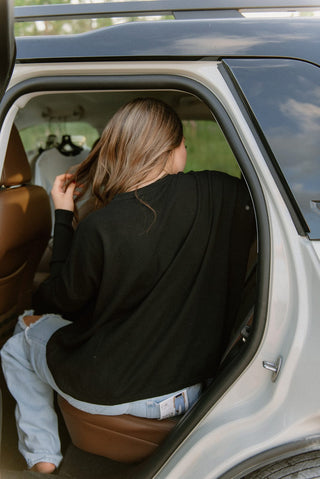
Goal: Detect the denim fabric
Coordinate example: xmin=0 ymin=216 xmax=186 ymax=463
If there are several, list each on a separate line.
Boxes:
xmin=1 ymin=310 xmax=202 ymax=469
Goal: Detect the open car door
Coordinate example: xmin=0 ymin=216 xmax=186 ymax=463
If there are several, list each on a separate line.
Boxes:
xmin=0 ymin=0 xmax=15 ymax=457
xmin=0 ymin=0 xmax=16 ymax=104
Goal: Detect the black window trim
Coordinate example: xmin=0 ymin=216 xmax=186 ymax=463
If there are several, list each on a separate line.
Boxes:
xmin=0 ymin=73 xmax=270 ymax=478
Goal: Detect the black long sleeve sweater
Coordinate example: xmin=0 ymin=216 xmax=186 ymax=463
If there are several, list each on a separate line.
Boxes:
xmin=33 ymin=171 xmax=254 ymax=405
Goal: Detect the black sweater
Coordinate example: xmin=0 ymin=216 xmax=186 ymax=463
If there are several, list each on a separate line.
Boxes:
xmin=33 ymin=171 xmax=254 ymax=405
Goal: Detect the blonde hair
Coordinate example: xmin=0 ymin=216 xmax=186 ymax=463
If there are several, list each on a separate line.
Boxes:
xmin=71 ymin=97 xmax=183 ymax=214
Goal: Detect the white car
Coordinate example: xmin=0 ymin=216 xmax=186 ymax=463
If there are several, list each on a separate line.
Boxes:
xmin=0 ymin=1 xmax=320 ymax=478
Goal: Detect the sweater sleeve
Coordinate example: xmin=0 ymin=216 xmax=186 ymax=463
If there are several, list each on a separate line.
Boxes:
xmin=33 ymin=210 xmax=103 ymax=317
xmin=50 ymin=209 xmax=75 ymax=276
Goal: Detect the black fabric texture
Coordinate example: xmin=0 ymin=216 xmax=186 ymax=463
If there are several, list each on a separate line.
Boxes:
xmin=33 ymin=171 xmax=254 ymax=405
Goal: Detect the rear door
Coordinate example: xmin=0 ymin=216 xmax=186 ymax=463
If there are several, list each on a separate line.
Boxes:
xmin=0 ymin=0 xmax=16 ymax=102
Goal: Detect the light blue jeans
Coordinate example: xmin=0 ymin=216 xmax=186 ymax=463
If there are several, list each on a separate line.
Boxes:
xmin=0 ymin=310 xmax=202 ymax=469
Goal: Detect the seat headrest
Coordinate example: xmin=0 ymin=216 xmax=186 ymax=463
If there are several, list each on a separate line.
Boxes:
xmin=0 ymin=125 xmax=31 ymax=187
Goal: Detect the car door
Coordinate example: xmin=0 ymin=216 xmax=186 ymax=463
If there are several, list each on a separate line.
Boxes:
xmin=0 ymin=0 xmax=16 ymax=104
xmin=0 ymin=0 xmax=15 ymax=454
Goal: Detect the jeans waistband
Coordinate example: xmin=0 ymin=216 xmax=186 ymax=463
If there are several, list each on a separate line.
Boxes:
xmin=126 ymin=383 xmax=203 ymax=419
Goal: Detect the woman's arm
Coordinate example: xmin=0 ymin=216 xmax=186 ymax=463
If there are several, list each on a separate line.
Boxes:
xmin=48 ymin=174 xmax=77 ymax=277
xmin=32 ymin=174 xmax=102 ymax=316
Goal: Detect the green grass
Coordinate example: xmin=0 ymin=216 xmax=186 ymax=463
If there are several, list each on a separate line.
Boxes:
xmin=183 ymin=121 xmax=240 ymax=177
xmin=20 ymin=120 xmax=240 ymax=178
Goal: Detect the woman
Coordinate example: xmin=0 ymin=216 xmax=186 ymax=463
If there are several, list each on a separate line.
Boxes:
xmin=1 ymin=98 xmax=254 ymax=473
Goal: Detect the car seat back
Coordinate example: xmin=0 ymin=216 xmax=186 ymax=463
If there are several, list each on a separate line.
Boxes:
xmin=0 ymin=125 xmax=51 ymax=345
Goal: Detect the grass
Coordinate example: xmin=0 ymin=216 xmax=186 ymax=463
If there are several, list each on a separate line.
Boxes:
xmin=183 ymin=121 xmax=240 ymax=177
xmin=20 ymin=120 xmax=240 ymax=178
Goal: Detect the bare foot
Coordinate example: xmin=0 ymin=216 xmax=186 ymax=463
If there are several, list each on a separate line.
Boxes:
xmin=30 ymin=462 xmax=56 ymax=474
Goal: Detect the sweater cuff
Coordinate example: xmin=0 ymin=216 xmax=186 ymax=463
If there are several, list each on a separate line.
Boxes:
xmin=55 ymin=209 xmax=74 ymax=225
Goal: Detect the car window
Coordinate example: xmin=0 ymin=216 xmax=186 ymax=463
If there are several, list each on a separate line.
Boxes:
xmin=16 ymin=95 xmax=240 ymax=180
xmin=183 ymin=120 xmax=240 ymax=177
xmin=223 ymin=58 xmax=320 ymax=239
xmin=19 ymin=121 xmax=99 ymax=160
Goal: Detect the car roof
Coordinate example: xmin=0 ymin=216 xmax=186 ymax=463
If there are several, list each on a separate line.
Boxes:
xmin=14 ymin=1 xmax=320 ymax=65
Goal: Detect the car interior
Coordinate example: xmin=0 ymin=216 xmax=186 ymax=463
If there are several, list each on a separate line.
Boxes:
xmin=0 ymin=88 xmax=258 ymax=478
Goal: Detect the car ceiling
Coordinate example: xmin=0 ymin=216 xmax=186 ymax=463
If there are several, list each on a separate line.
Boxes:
xmin=15 ymin=90 xmax=213 ymax=132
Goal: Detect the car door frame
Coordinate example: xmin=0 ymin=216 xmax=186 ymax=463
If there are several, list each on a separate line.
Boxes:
xmin=0 ymin=0 xmax=16 ymax=103
xmin=0 ymin=0 xmax=15 ymax=456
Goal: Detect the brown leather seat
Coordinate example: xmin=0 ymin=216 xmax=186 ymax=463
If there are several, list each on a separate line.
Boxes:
xmin=0 ymin=125 xmax=51 ymax=345
xmin=58 ymin=395 xmax=177 ymax=463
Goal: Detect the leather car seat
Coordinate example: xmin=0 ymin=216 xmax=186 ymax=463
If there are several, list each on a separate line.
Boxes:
xmin=0 ymin=125 xmax=51 ymax=346
xmin=58 ymin=395 xmax=177 ymax=463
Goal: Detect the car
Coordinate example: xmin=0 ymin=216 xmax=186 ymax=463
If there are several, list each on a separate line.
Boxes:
xmin=0 ymin=1 xmax=320 ymax=478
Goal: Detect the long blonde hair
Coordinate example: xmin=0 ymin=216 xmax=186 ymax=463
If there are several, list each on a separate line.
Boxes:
xmin=72 ymin=97 xmax=183 ymax=213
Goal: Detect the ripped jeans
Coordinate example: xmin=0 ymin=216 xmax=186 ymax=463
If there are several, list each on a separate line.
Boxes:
xmin=1 ymin=310 xmax=202 ymax=469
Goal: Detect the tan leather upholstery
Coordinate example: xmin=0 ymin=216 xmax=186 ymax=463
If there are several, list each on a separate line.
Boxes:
xmin=0 ymin=126 xmax=32 ymax=187
xmin=58 ymin=395 xmax=177 ymax=463
xmin=0 ymin=125 xmax=51 ymax=345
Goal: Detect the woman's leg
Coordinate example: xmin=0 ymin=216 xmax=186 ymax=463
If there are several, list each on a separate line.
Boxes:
xmin=1 ymin=310 xmax=203 ymax=471
xmin=1 ymin=310 xmax=70 ymax=472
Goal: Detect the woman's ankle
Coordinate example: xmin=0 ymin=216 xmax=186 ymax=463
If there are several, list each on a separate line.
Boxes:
xmin=30 ymin=462 xmax=56 ymax=474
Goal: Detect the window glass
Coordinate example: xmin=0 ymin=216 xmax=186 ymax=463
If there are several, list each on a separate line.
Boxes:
xmin=224 ymin=58 xmax=320 ymax=239
xmin=20 ymin=118 xmax=240 ymax=178
xmin=20 ymin=122 xmax=99 ymax=159
xmin=183 ymin=120 xmax=240 ymax=177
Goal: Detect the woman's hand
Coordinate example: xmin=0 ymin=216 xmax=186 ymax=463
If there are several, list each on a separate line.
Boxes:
xmin=51 ymin=174 xmax=77 ymax=212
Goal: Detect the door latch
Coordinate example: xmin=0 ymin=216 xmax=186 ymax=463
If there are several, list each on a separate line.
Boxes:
xmin=263 ymin=356 xmax=283 ymax=382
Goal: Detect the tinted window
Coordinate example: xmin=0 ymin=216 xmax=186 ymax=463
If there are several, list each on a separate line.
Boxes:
xmin=224 ymin=58 xmax=320 ymax=239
